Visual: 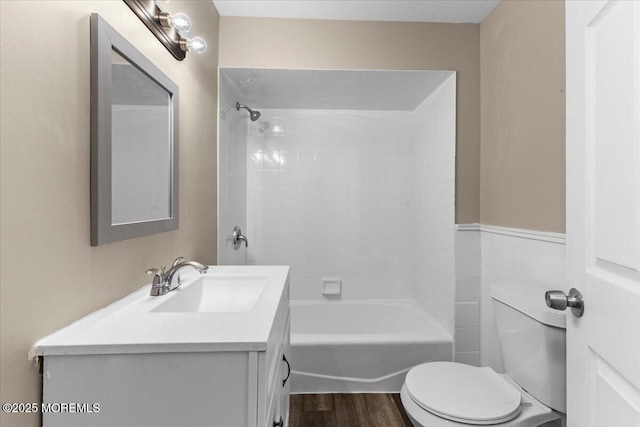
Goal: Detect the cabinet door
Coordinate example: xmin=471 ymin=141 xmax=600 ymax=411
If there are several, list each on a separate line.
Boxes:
xmin=266 ymin=385 xmax=280 ymax=427
xmin=279 ymin=316 xmax=291 ymax=426
xmin=264 ymin=313 xmax=290 ymax=427
xmin=268 ymin=314 xmax=290 ymax=427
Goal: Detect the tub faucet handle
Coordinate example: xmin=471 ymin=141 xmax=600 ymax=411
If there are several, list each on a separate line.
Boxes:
xmin=232 ymin=226 xmax=248 ymax=250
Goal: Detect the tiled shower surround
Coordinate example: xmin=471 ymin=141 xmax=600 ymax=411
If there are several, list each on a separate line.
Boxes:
xmin=218 ymin=72 xmax=248 ymax=265
xmin=245 ymin=76 xmax=459 ymax=319
xmin=246 ymin=108 xmax=419 ymax=300
xmin=219 ymin=70 xmax=480 ymax=362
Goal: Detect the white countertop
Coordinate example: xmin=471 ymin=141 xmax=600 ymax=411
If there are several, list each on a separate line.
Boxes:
xmin=32 ymin=266 xmax=290 ymax=357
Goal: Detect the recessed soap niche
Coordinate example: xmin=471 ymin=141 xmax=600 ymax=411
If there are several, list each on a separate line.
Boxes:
xmin=321 ymin=277 xmax=342 ymax=296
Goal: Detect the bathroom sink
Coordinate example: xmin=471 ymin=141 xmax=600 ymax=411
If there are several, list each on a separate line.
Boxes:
xmin=32 ymin=266 xmax=289 ymax=356
xmin=151 ymin=276 xmax=267 ymax=313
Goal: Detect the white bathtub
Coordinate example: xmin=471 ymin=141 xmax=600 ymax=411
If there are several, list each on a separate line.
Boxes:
xmin=290 ymin=300 xmax=453 ymax=393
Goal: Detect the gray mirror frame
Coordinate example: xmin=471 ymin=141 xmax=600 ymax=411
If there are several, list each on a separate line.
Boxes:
xmin=90 ymin=14 xmax=179 ymax=246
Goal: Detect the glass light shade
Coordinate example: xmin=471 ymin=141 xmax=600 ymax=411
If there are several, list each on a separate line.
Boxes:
xmin=185 ymin=37 xmax=207 ymax=54
xmin=170 ymin=12 xmax=192 ymax=33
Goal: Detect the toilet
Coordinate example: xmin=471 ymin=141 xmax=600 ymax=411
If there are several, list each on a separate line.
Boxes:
xmin=401 ymin=282 xmax=566 ymax=426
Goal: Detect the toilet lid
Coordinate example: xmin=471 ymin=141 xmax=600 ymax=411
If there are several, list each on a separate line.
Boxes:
xmin=405 ymin=362 xmax=522 ymax=425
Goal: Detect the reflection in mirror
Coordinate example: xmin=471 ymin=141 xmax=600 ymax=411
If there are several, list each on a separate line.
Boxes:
xmin=110 ymin=50 xmax=172 ymax=224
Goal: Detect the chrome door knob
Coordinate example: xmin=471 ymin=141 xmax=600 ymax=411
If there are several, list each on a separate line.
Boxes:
xmin=545 ymin=288 xmax=584 ymax=317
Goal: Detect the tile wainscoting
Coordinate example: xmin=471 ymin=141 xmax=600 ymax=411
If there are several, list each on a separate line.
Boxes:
xmin=455 ymin=224 xmax=566 ymax=369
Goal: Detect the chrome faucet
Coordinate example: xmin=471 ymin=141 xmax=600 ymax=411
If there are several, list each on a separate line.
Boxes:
xmin=146 ymin=257 xmax=208 ymax=296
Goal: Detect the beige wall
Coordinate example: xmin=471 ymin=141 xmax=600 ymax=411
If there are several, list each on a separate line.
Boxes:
xmin=219 ymin=16 xmax=481 ymax=224
xmin=480 ymin=0 xmax=566 ymax=232
xmin=0 ymin=2 xmax=219 ymax=426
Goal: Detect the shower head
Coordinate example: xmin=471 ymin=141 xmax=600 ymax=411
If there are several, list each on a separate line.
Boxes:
xmin=236 ymin=102 xmax=261 ymax=122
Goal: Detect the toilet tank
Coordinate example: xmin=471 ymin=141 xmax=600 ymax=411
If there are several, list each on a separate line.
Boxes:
xmin=491 ymin=282 xmax=566 ymax=413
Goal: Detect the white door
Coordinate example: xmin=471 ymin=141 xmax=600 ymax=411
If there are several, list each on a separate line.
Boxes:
xmin=566 ymin=1 xmax=640 ymax=426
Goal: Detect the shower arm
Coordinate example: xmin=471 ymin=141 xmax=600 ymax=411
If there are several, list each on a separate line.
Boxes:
xmin=236 ymin=102 xmax=261 ymax=121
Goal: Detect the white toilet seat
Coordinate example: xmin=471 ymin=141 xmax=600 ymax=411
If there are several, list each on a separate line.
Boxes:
xmin=401 ymin=363 xmax=562 ymax=427
xmin=405 ymin=362 xmax=522 ymax=425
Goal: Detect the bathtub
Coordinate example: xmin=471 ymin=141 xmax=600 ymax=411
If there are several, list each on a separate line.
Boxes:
xmin=290 ymin=300 xmax=452 ymax=393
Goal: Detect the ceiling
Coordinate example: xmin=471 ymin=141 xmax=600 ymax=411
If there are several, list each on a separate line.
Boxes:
xmin=221 ymin=68 xmax=454 ymax=111
xmin=212 ymin=0 xmax=499 ymax=24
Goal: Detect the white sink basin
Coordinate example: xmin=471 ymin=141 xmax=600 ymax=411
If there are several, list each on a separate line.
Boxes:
xmin=151 ymin=276 xmax=267 ymax=313
xmin=32 ymin=266 xmax=290 ymax=355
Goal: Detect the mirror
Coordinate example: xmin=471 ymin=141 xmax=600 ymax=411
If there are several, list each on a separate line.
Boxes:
xmin=111 ymin=50 xmax=172 ymax=224
xmin=91 ymin=14 xmax=179 ymax=246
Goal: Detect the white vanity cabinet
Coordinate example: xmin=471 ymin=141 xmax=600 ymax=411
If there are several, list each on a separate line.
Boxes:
xmin=34 ymin=266 xmax=291 ymax=427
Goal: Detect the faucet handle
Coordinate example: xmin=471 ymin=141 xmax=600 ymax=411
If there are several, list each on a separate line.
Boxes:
xmin=232 ymin=226 xmax=248 ymax=250
xmin=172 ymin=257 xmax=185 ymax=267
xmin=146 ymin=268 xmax=165 ymax=286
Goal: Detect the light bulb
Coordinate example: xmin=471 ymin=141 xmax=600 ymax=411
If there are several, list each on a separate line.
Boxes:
xmin=180 ymin=36 xmax=207 ymax=54
xmin=170 ymin=12 xmax=191 ymax=33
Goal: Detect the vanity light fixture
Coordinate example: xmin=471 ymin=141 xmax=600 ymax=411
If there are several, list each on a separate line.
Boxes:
xmin=158 ymin=11 xmax=192 ymax=33
xmin=123 ymin=0 xmax=207 ymax=60
xmin=180 ymin=37 xmax=207 ymax=53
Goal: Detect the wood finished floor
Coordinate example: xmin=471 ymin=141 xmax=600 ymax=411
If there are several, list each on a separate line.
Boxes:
xmin=289 ymin=393 xmax=413 ymax=427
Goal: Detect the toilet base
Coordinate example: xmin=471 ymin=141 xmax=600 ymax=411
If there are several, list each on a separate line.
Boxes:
xmin=400 ymin=378 xmax=562 ymax=427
